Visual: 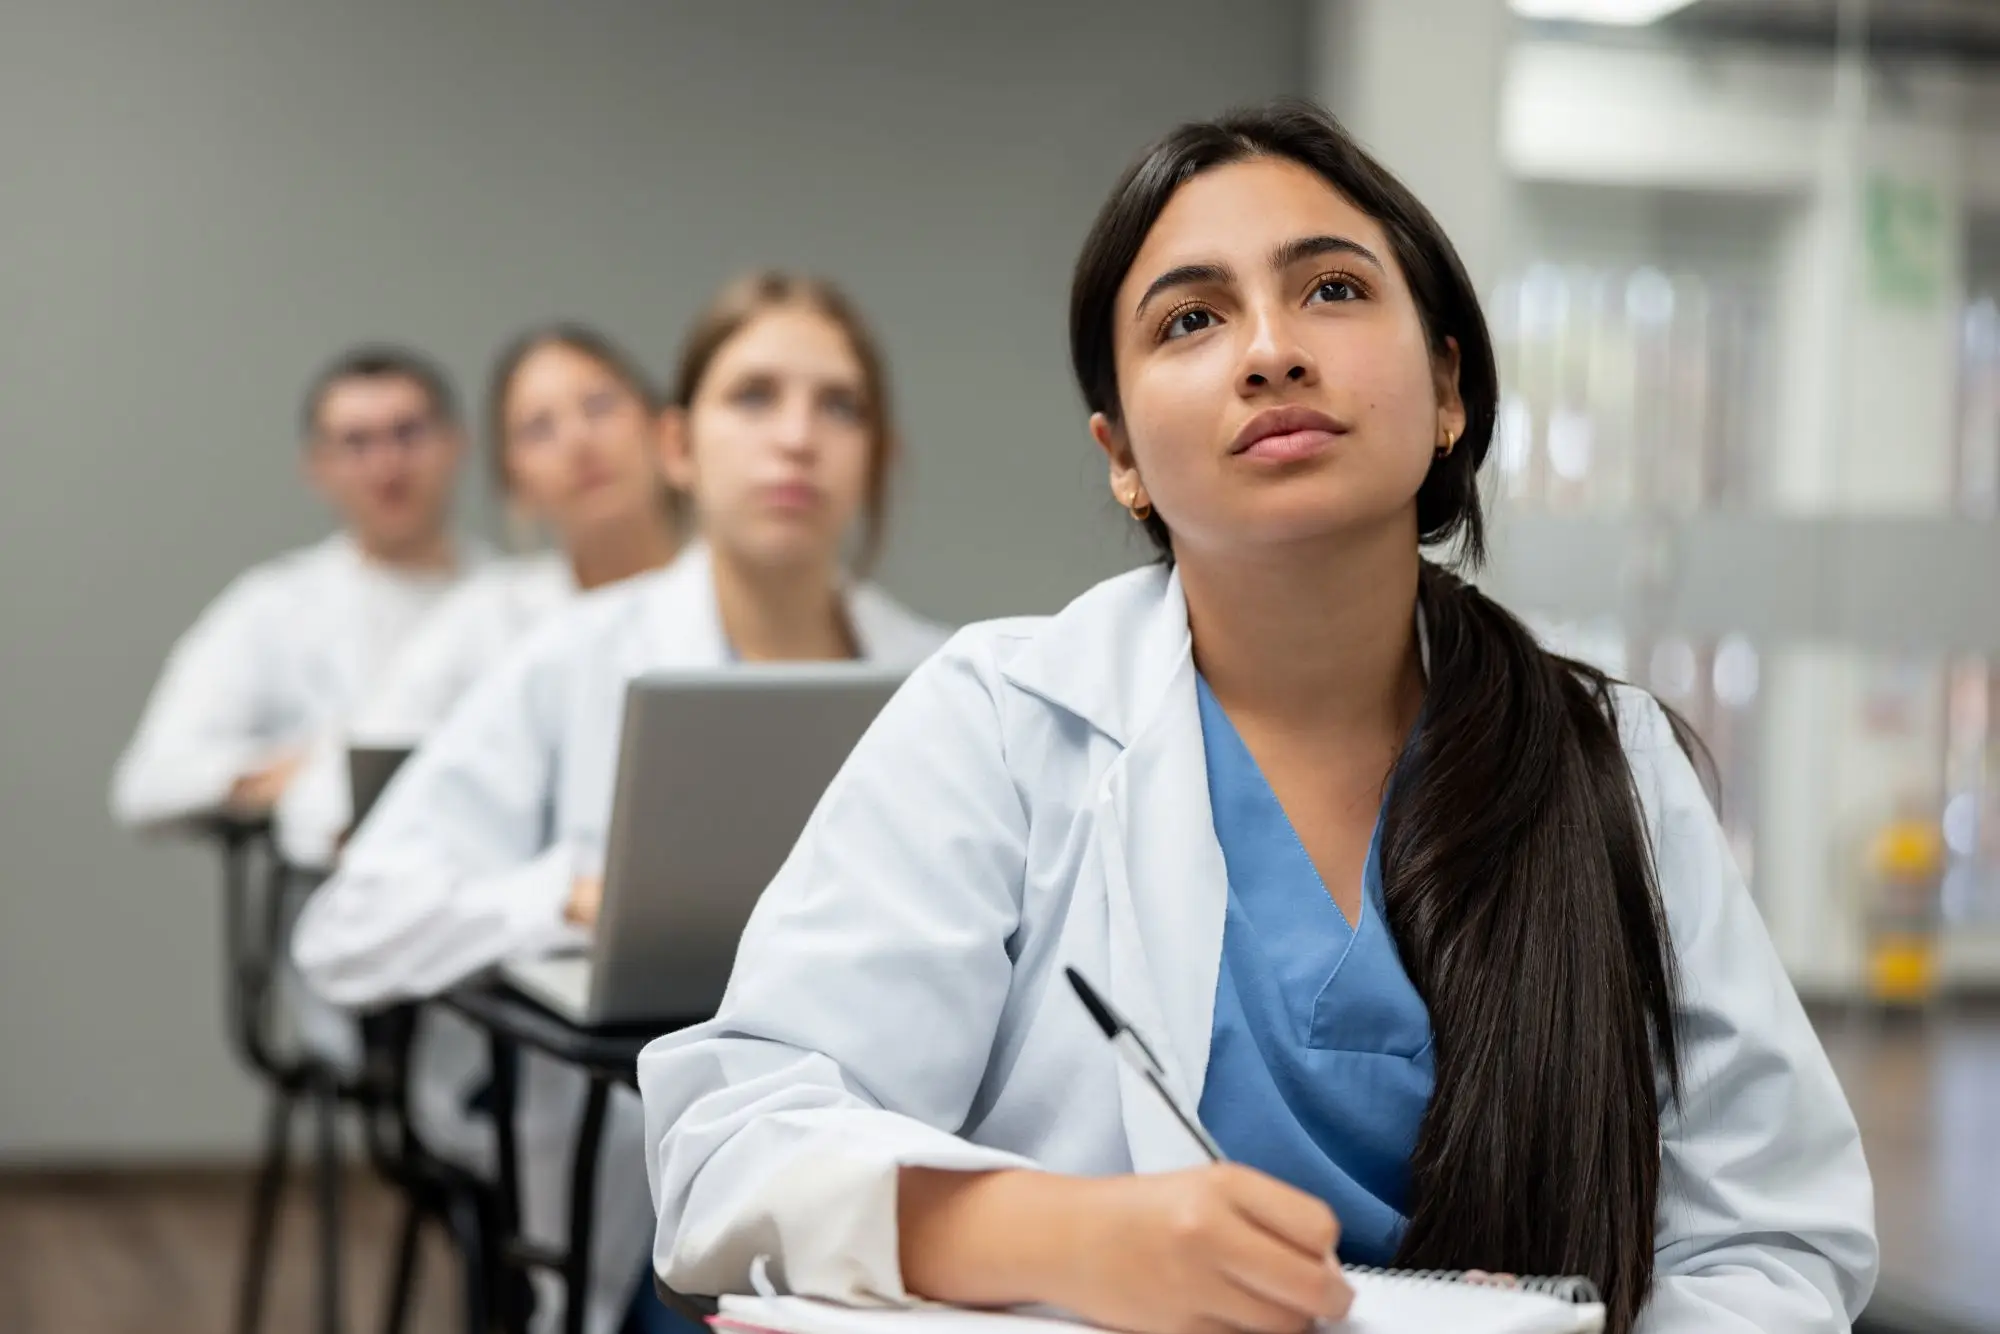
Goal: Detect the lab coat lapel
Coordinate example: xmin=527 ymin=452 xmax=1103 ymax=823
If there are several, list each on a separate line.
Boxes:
xmin=320 ymin=534 xmax=369 ymax=712
xmin=1088 ymin=602 xmax=1230 ymax=1174
xmin=1000 ymin=563 xmax=1230 ymax=1171
xmin=1096 ymin=686 xmax=1230 ymax=1171
xmin=1095 ymin=590 xmax=1431 ymax=1174
xmin=639 ymin=544 xmax=727 ymax=670
xmin=644 ymin=544 xmax=941 ymax=669
xmin=847 ymin=585 xmax=946 ymax=665
xmin=556 ymin=547 xmax=723 ymax=854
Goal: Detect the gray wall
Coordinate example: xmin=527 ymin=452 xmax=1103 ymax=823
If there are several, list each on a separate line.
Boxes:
xmin=0 ymin=0 xmax=1307 ymax=1160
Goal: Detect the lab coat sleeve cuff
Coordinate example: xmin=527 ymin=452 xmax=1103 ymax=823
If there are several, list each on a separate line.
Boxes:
xmin=669 ymin=1116 xmax=1032 ymax=1305
xmin=788 ymin=1141 xmax=1036 ymax=1306
xmin=111 ymin=746 xmax=252 ymax=830
xmin=274 ymin=737 xmax=350 ymax=870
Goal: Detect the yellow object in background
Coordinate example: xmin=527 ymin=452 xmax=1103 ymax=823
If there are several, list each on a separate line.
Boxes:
xmin=1864 ymin=815 xmax=1946 ymax=1006
xmin=1870 ymin=818 xmax=1945 ymax=882
xmin=1869 ymin=937 xmax=1939 ymax=1004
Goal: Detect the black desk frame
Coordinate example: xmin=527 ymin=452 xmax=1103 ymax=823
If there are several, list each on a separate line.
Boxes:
xmin=209 ymin=819 xmax=505 ymax=1334
xmin=440 ymin=983 xmax=705 ymax=1334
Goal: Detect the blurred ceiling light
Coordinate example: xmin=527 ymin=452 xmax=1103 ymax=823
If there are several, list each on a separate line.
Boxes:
xmin=1496 ymin=396 xmax=1534 ymax=479
xmin=1625 ymin=268 xmax=1677 ymax=327
xmin=1942 ymin=791 xmax=1978 ymax=859
xmin=1713 ymin=635 xmax=1760 ymax=709
xmin=1546 ymin=408 xmax=1595 ymax=482
xmin=1510 ymin=0 xmax=1700 ymax=24
xmin=1650 ymin=639 xmax=1700 ymax=702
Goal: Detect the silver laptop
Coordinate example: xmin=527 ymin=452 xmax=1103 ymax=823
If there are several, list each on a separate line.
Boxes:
xmin=502 ymin=663 xmax=907 ymax=1027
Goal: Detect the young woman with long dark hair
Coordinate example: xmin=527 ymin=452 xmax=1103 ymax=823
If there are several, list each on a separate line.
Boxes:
xmin=638 ymin=104 xmax=1875 ymax=1334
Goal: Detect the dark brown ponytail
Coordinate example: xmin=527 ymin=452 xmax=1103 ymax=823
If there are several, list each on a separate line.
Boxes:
xmin=1387 ymin=563 xmax=1678 ymax=1330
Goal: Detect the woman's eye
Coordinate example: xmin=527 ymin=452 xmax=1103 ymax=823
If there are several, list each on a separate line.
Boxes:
xmin=1163 ymin=308 xmax=1215 ymax=341
xmin=514 ymin=416 xmax=554 ymax=446
xmin=731 ymin=382 xmax=777 ymax=409
xmin=821 ymin=390 xmax=864 ymax=424
xmin=581 ymin=390 xmax=619 ymax=419
xmin=1309 ymin=278 xmax=1361 ymax=305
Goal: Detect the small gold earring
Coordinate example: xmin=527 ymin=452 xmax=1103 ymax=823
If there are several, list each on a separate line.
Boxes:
xmin=1125 ymin=492 xmax=1153 ymax=522
xmin=1435 ymin=430 xmax=1456 ymax=459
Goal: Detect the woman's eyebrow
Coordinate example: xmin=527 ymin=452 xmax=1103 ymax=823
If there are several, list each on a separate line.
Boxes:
xmin=1271 ymin=233 xmax=1385 ymax=274
xmin=1133 ymin=261 xmax=1232 ymax=319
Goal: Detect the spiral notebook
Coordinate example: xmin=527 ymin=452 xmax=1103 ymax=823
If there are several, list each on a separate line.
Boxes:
xmin=713 ymin=1267 xmax=1604 ymax=1334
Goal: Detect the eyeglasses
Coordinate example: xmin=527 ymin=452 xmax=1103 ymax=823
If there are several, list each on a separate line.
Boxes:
xmin=318 ymin=414 xmax=442 ymax=458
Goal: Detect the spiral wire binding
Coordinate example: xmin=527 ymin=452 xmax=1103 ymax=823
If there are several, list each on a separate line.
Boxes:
xmin=1345 ymin=1267 xmax=1603 ymax=1304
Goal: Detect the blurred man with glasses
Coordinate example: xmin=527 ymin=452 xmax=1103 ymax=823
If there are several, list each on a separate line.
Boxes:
xmin=113 ymin=346 xmax=486 ymax=831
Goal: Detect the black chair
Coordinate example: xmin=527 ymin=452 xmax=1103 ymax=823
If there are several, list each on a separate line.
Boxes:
xmin=356 ymin=1004 xmax=524 ymax=1334
xmin=204 ymin=816 xmax=348 ymax=1334
xmin=210 ymin=818 xmax=520 ymax=1334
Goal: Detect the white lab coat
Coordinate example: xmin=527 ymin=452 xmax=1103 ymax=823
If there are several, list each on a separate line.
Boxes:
xmin=294 ymin=543 xmax=951 ymax=1334
xmin=111 ymin=532 xmax=484 ymax=830
xmin=112 ymin=532 xmax=486 ymax=1071
xmin=638 ymin=563 xmax=1879 ymax=1334
xmin=276 ymin=552 xmax=580 ymax=869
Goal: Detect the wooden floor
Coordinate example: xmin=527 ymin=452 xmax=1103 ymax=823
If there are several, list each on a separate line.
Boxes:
xmin=0 ymin=1167 xmax=462 ymax=1334
xmin=2 ymin=1008 xmax=1997 ymax=1334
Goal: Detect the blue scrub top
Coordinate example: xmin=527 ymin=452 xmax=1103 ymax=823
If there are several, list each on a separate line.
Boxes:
xmin=1194 ymin=677 xmax=1436 ymax=1266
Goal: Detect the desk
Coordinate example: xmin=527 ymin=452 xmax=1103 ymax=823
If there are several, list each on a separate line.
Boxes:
xmin=437 ymin=983 xmax=706 ymax=1334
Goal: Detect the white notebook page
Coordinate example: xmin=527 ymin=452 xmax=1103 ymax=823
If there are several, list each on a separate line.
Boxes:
xmin=715 ymin=1269 xmax=1604 ymax=1334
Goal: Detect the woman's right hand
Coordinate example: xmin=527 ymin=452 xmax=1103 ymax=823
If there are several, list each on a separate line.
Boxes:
xmin=564 ymin=875 xmax=603 ymax=928
xmin=899 ymin=1164 xmax=1351 ymax=1334
xmin=227 ymin=753 xmax=304 ymax=812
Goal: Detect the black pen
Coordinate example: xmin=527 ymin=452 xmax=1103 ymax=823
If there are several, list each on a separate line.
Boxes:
xmin=1067 ymin=965 xmax=1350 ymax=1322
xmin=1065 ymin=966 xmax=1226 ymax=1162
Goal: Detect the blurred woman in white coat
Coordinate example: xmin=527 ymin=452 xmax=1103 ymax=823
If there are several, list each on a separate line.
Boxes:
xmin=277 ymin=324 xmax=681 ymax=869
xmin=637 ymin=104 xmax=1876 ymax=1334
xmin=294 ymin=273 xmax=949 ymax=1334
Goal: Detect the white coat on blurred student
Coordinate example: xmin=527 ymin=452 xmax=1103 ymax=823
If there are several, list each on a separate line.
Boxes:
xmin=293 ymin=274 xmax=949 ymax=1334
xmin=276 ymin=325 xmax=682 ymax=870
xmin=275 ymin=323 xmax=681 ymax=1216
xmin=112 ymin=348 xmax=482 ymax=832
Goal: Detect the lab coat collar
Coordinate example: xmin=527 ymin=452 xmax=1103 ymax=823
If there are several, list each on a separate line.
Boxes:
xmin=637 ymin=544 xmax=727 ymax=666
xmin=997 ymin=560 xmax=1434 ymax=742
xmin=846 ymin=582 xmax=947 ymax=663
xmin=640 ymin=542 xmax=942 ymax=667
xmin=328 ymin=528 xmax=492 ymax=582
xmin=996 ymin=562 xmax=1190 ymax=749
